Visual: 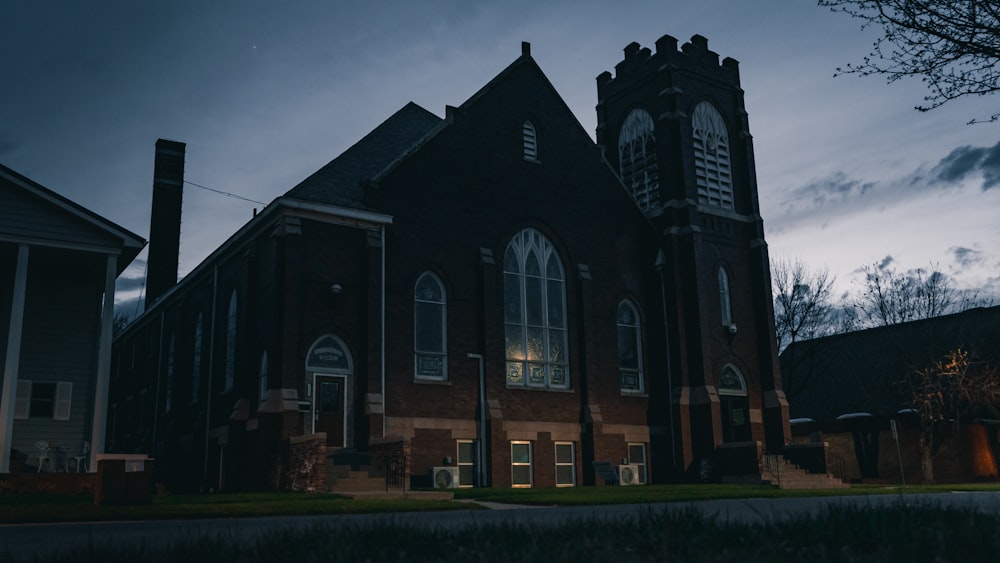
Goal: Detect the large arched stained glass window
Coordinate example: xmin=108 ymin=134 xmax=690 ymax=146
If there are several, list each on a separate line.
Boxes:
xmin=617 ymin=299 xmax=643 ymax=393
xmin=618 ymin=108 xmax=659 ymax=211
xmin=414 ymin=272 xmax=447 ymax=380
xmin=692 ymin=102 xmax=733 ymax=209
xmin=503 ymin=229 xmax=568 ymax=389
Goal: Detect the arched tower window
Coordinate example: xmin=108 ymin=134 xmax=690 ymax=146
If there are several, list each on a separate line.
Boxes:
xmin=503 ymin=228 xmax=568 ymax=389
xmin=617 ymin=299 xmax=644 ymax=393
xmin=692 ymin=102 xmax=733 ymax=209
xmin=224 ymin=290 xmax=237 ymax=393
xmin=523 ymin=120 xmax=538 ymax=161
xmin=718 ymin=266 xmax=733 ymax=326
xmin=618 ymin=108 xmax=659 ymax=211
xmin=414 ymin=272 xmax=447 ymax=380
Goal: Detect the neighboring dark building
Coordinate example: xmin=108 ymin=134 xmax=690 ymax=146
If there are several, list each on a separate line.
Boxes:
xmin=782 ymin=306 xmax=1000 ymax=483
xmin=110 ymin=36 xmax=789 ymax=492
xmin=0 ymin=164 xmax=145 ymax=474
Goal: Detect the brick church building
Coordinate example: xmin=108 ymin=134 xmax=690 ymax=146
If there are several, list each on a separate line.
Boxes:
xmin=109 ymin=35 xmax=789 ymax=491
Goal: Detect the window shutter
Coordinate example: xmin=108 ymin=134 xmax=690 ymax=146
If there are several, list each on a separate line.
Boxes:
xmin=53 ymin=382 xmax=73 ymax=421
xmin=14 ymin=380 xmax=31 ymax=419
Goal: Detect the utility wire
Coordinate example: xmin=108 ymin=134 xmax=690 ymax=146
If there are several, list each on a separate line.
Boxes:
xmin=184 ymin=180 xmax=266 ymax=205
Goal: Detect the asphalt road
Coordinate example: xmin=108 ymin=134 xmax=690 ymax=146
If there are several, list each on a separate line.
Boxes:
xmin=3 ymin=492 xmax=1000 ymax=561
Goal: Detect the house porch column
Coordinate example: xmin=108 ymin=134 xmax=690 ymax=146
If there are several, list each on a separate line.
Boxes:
xmin=0 ymin=244 xmax=30 ymax=473
xmin=88 ymin=254 xmax=117 ymax=471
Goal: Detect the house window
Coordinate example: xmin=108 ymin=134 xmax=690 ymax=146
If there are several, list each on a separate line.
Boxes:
xmin=224 ymin=290 xmax=237 ymax=392
xmin=259 ymin=350 xmax=269 ymax=402
xmin=617 ymin=299 xmax=643 ymax=393
xmin=192 ymin=312 xmax=202 ymax=403
xmin=523 ymin=120 xmax=538 ymax=161
xmin=692 ymin=102 xmax=733 ymax=209
xmin=628 ymin=443 xmax=648 ymax=484
xmin=718 ymin=267 xmax=733 ymax=326
xmin=555 ymin=442 xmax=576 ymax=487
xmin=164 ymin=333 xmax=175 ymax=413
xmin=457 ymin=440 xmax=477 ymax=487
xmin=511 ymin=441 xmax=533 ymax=487
xmin=618 ymin=108 xmax=659 ymax=211
xmin=503 ymin=228 xmax=569 ymax=389
xmin=15 ymin=381 xmax=72 ymax=420
xmin=414 ymin=272 xmax=447 ymax=380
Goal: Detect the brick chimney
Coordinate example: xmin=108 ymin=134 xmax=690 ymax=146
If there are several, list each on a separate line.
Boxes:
xmin=145 ymin=139 xmax=185 ymax=307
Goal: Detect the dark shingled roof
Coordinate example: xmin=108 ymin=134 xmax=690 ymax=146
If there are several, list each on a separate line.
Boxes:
xmin=781 ymin=306 xmax=1000 ymax=423
xmin=283 ymin=102 xmax=442 ymax=209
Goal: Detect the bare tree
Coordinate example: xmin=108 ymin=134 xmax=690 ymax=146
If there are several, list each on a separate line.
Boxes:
xmin=903 ymin=348 xmax=1000 ymax=482
xmin=820 ymin=0 xmax=1000 ymax=122
xmin=852 ymin=261 xmax=970 ymax=327
xmin=771 ymin=257 xmax=836 ymax=352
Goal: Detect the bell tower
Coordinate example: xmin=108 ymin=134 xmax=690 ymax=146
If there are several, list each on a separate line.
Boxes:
xmin=596 ymin=35 xmax=789 ymax=476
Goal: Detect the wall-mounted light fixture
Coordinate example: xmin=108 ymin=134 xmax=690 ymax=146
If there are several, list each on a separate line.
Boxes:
xmin=330 ymin=283 xmax=343 ymax=295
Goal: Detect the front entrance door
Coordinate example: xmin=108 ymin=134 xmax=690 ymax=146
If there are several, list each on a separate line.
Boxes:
xmin=314 ymin=375 xmax=346 ymax=447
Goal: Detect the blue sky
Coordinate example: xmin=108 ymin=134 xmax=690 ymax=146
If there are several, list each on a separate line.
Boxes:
xmin=3 ymin=1 xmax=998 ymax=313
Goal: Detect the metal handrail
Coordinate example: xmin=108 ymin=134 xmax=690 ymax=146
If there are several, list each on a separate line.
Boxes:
xmin=760 ymin=453 xmax=782 ymax=486
xmin=383 ymin=454 xmax=406 ymax=492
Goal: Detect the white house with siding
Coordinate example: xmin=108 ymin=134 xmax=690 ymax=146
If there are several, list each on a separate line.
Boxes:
xmin=0 ymin=163 xmax=144 ymax=473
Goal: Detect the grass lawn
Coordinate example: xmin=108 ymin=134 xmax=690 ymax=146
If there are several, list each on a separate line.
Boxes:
xmin=2 ymin=483 xmax=998 ymax=524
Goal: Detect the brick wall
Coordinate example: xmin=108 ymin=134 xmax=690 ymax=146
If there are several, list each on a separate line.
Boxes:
xmin=286 ymin=433 xmax=327 ymax=492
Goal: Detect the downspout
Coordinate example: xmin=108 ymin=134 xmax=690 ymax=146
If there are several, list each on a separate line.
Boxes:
xmin=201 ymin=265 xmax=218 ymax=491
xmin=467 ymin=353 xmax=486 ymax=487
xmin=380 ymin=225 xmax=387 ymax=438
xmin=655 ymin=250 xmax=678 ymax=472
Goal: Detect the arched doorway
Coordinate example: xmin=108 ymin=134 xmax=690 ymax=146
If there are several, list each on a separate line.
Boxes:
xmin=719 ymin=365 xmax=751 ymax=443
xmin=306 ymin=335 xmax=353 ymax=447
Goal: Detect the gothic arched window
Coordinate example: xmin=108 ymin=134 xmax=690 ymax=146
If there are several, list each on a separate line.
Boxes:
xmin=617 ymin=299 xmax=644 ymax=393
xmin=224 ymin=290 xmax=237 ymax=392
xmin=618 ymin=108 xmax=659 ymax=211
xmin=719 ymin=365 xmax=751 ymax=442
xmin=414 ymin=272 xmax=447 ymax=380
xmin=692 ymin=102 xmax=733 ymax=209
xmin=503 ymin=229 xmax=568 ymax=389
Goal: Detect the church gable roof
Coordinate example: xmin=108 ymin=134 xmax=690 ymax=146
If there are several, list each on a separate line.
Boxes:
xmin=283 ymin=101 xmax=442 ymax=208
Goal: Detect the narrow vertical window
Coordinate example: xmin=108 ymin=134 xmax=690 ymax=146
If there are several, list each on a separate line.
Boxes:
xmin=617 ymin=299 xmax=643 ymax=393
xmin=511 ymin=441 xmax=533 ymax=488
xmin=164 ymin=334 xmax=175 ymax=413
xmin=618 ymin=108 xmax=659 ymax=211
xmin=457 ymin=440 xmax=477 ymax=487
xmin=628 ymin=443 xmax=648 ymax=484
xmin=719 ymin=365 xmax=751 ymax=443
xmin=192 ymin=313 xmax=202 ymax=403
xmin=224 ymin=290 xmax=237 ymax=392
xmin=719 ymin=267 xmax=733 ymax=326
xmin=555 ymin=442 xmax=576 ymax=487
xmin=523 ymin=120 xmax=538 ymax=161
xmin=259 ymin=350 xmax=269 ymax=402
xmin=503 ymin=228 xmax=568 ymax=389
xmin=414 ymin=272 xmax=447 ymax=380
xmin=692 ymin=102 xmax=733 ymax=209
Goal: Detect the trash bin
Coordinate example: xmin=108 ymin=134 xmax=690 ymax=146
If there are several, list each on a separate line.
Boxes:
xmin=93 ymin=454 xmax=155 ymax=505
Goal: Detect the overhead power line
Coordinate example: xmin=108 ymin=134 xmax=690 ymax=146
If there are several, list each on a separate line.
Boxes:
xmin=184 ymin=180 xmax=266 ymax=205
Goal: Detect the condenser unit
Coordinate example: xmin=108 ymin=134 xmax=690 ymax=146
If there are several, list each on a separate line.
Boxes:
xmin=432 ymin=466 xmax=459 ymax=489
xmin=618 ymin=464 xmax=641 ymax=486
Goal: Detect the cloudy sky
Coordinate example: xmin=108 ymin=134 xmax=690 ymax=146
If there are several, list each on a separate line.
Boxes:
xmin=3 ymin=0 xmax=998 ymax=315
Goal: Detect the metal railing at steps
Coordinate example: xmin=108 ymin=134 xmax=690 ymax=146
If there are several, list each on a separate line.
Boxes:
xmin=761 ymin=448 xmax=850 ymax=487
xmin=383 ymin=454 xmax=407 ymax=492
xmin=760 ymin=453 xmax=783 ymax=486
xmin=825 ymin=451 xmax=848 ymax=483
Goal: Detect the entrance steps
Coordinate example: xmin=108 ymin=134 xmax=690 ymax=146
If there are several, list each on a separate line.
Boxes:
xmin=325 ymin=448 xmax=390 ymax=493
xmin=761 ymin=454 xmax=850 ymax=489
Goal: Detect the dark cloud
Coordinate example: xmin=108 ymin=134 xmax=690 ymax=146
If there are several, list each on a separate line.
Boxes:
xmin=781 ymin=171 xmax=875 ymax=216
xmin=115 ymin=275 xmax=146 ymax=293
xmin=931 ymin=139 xmax=1000 ymax=190
xmin=949 ymin=246 xmax=984 ymax=269
xmin=0 ymin=139 xmax=18 ymax=157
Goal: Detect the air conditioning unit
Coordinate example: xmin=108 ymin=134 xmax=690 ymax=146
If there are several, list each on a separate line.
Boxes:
xmin=618 ymin=464 xmax=641 ymax=486
xmin=432 ymin=466 xmax=459 ymax=489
